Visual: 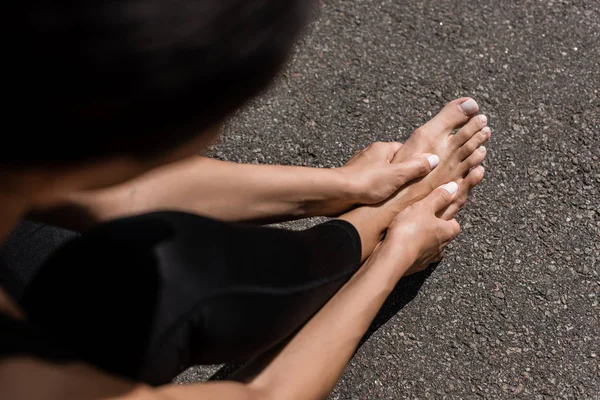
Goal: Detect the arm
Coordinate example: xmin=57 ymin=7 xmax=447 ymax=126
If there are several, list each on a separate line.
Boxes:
xmin=93 ymin=156 xmax=357 ymax=223
xmin=29 ymin=143 xmax=420 ymax=231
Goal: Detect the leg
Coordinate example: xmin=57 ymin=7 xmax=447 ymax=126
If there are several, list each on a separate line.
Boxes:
xmin=20 ymin=211 xmax=362 ymax=385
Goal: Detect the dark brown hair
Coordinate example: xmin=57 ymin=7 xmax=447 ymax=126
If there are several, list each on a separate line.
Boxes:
xmin=3 ymin=0 xmax=311 ymax=164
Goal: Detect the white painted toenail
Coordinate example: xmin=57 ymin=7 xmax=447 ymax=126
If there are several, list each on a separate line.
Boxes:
xmin=460 ymin=99 xmax=478 ymax=115
xmin=441 ymin=182 xmax=458 ymax=194
xmin=480 ymin=115 xmax=488 ymax=125
xmin=479 ymin=146 xmax=487 ymax=153
xmin=481 ymin=127 xmax=491 ymax=135
xmin=427 ymin=155 xmax=440 ymax=169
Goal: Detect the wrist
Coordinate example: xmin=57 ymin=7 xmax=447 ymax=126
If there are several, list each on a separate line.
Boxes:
xmin=362 ymin=240 xmax=418 ymax=290
xmin=332 ymin=167 xmax=362 ymax=206
xmin=324 ymin=168 xmax=360 ymax=214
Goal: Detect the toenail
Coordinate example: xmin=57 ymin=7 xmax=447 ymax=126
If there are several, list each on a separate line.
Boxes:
xmin=441 ymin=182 xmax=459 ymax=194
xmin=460 ymin=99 xmax=478 ymax=115
xmin=481 ymin=127 xmax=491 ymax=136
xmin=479 ymin=146 xmax=486 ymax=153
xmin=427 ymin=154 xmax=440 ymax=169
xmin=479 ymin=115 xmax=487 ymax=126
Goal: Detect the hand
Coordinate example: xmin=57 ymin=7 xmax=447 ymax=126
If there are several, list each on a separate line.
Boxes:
xmin=338 ymin=142 xmax=440 ymax=206
xmin=376 ymin=182 xmax=462 ymax=279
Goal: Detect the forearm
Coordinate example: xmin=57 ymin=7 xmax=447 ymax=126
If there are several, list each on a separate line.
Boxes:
xmin=31 ymin=156 xmax=356 ymax=230
xmin=139 ymin=156 xmax=354 ymax=223
xmin=247 ymin=242 xmax=414 ymax=400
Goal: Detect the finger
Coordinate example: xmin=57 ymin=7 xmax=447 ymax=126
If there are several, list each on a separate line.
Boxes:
xmin=386 ymin=142 xmax=403 ymax=162
xmin=425 ymin=182 xmax=458 ymax=212
xmin=444 ymin=218 xmax=461 ymax=240
xmin=435 ymin=219 xmax=462 ymax=245
xmin=438 ymin=166 xmax=485 ymax=220
xmin=393 ymin=153 xmax=439 ymax=186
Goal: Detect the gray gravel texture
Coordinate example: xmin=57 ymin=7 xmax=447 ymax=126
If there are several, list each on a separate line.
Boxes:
xmin=176 ymin=0 xmax=600 ymax=398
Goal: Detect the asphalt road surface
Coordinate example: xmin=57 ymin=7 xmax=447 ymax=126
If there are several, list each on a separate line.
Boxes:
xmin=176 ymin=0 xmax=600 ymax=398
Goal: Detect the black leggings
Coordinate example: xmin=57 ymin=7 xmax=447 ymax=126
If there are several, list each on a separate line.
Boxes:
xmin=17 ymin=212 xmax=361 ymax=385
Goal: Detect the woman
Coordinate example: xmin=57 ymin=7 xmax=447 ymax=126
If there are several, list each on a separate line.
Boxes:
xmin=0 ymin=0 xmax=489 ymax=398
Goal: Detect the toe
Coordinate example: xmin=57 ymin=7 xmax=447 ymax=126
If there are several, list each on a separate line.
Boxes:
xmin=464 ymin=165 xmax=485 ymax=188
xmin=438 ymin=166 xmax=485 ymax=220
xmin=459 ymin=127 xmax=491 ymax=160
xmin=463 ymin=145 xmax=487 ymax=170
xmin=451 ymin=114 xmax=488 ymax=148
xmin=419 ymin=98 xmax=480 ymax=138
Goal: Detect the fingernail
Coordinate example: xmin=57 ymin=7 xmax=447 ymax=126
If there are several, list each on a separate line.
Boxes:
xmin=479 ymin=145 xmax=486 ymax=153
xmin=479 ymin=115 xmax=488 ymax=125
xmin=427 ymin=154 xmax=440 ymax=169
xmin=441 ymin=182 xmax=458 ymax=194
xmin=460 ymin=99 xmax=478 ymax=115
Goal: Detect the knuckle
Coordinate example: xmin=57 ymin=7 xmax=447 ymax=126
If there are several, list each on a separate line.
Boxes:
xmin=413 ymin=127 xmax=426 ymax=137
xmin=390 ymin=142 xmax=403 ymax=154
xmin=417 ymin=158 xmax=430 ymax=175
xmin=436 ymin=190 xmax=451 ymax=204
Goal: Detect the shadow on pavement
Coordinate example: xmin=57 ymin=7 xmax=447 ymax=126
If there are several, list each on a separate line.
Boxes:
xmin=359 ymin=263 xmax=437 ymax=347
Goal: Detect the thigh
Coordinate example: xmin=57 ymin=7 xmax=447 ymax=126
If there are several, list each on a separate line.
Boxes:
xmin=20 ymin=211 xmax=361 ymax=385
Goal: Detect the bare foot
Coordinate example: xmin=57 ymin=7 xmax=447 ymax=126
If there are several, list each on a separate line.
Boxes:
xmin=340 ymin=98 xmax=489 ymax=261
xmin=390 ymin=98 xmax=488 ymax=217
xmin=385 ymin=98 xmax=490 ymax=213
